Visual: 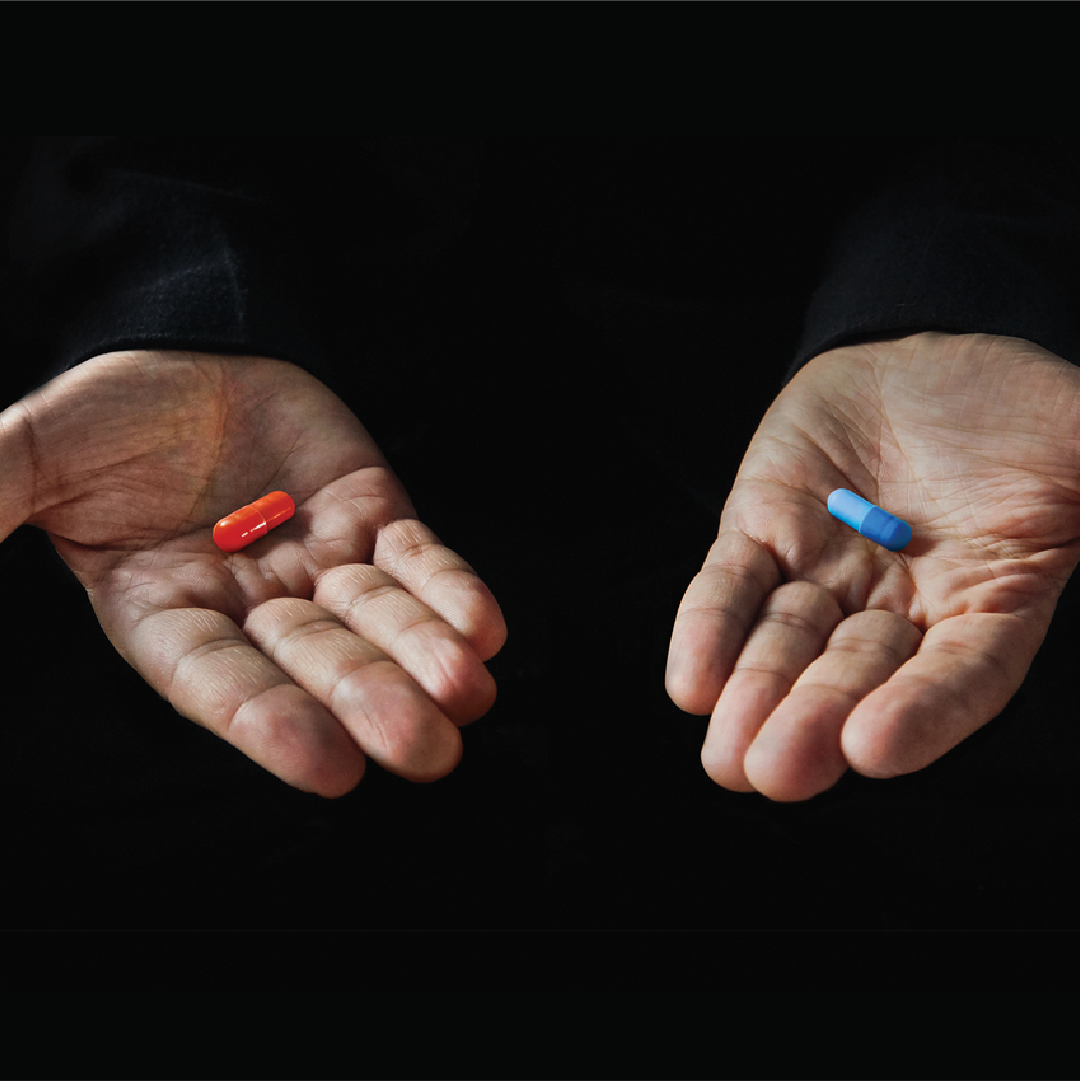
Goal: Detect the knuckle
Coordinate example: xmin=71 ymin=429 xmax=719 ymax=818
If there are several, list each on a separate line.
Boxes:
xmin=762 ymin=580 xmax=841 ymax=626
xmin=242 ymin=596 xmax=316 ymax=638
xmin=329 ymin=661 xmax=455 ymax=770
xmin=759 ymin=607 xmax=825 ymax=636
xmin=313 ymin=562 xmax=393 ymax=603
xmin=375 ymin=520 xmax=471 ymax=581
xmin=389 ymin=624 xmax=493 ymax=724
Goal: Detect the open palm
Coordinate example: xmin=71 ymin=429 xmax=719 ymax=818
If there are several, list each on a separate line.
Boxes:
xmin=666 ymin=332 xmax=1080 ymax=800
xmin=0 ymin=350 xmax=506 ymax=796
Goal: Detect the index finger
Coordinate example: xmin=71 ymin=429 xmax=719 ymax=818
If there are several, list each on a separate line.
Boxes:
xmin=665 ymin=531 xmax=781 ymax=715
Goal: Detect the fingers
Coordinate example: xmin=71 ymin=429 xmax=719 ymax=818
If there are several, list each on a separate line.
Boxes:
xmin=740 ymin=610 xmax=922 ymax=801
xmin=127 ymin=607 xmax=368 ymax=797
xmin=312 ymin=561 xmax=497 ymax=726
xmin=126 ymin=580 xmax=485 ymax=794
xmin=99 ymin=515 xmax=502 ymax=798
xmin=701 ymin=581 xmax=845 ymax=791
xmin=692 ymin=572 xmax=1038 ymax=801
xmin=242 ymin=548 xmax=502 ymax=783
xmin=666 ymin=531 xmax=782 ymax=715
xmin=373 ymin=519 xmax=508 ymax=663
xmin=242 ymin=598 xmax=463 ymax=783
xmin=840 ymin=612 xmax=1043 ymax=779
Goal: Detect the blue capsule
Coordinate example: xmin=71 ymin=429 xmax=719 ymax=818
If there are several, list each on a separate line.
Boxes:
xmin=827 ymin=488 xmax=912 ymax=551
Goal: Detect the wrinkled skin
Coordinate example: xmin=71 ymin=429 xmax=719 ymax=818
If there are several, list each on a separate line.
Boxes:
xmin=666 ymin=332 xmax=1080 ymax=800
xmin=0 ymin=351 xmax=507 ymax=796
xmin=5 ymin=333 xmax=1080 ymax=806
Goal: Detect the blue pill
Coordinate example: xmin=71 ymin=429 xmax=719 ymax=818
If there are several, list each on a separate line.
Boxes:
xmin=827 ymin=488 xmax=912 ymax=551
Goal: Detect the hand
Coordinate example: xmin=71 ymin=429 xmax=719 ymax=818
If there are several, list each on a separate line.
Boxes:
xmin=665 ymin=332 xmax=1080 ymax=801
xmin=0 ymin=351 xmax=507 ymax=796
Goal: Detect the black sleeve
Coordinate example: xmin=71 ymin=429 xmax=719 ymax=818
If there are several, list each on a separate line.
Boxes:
xmin=4 ymin=137 xmax=481 ymax=395
xmin=781 ymin=138 xmax=1080 ymax=386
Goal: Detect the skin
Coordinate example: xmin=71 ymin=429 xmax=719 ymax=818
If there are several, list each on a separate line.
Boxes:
xmin=4 ymin=332 xmax=1079 ymax=804
xmin=666 ymin=331 xmax=1080 ymax=800
xmin=0 ymin=350 xmax=507 ymax=796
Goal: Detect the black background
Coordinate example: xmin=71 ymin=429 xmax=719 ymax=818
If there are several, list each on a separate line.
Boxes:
xmin=1 ymin=137 xmax=1077 ymax=929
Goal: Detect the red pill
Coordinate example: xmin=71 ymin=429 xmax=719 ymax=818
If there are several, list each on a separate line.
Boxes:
xmin=213 ymin=491 xmax=295 ymax=552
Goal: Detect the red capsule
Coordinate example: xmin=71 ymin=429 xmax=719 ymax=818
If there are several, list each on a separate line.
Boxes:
xmin=213 ymin=491 xmax=295 ymax=552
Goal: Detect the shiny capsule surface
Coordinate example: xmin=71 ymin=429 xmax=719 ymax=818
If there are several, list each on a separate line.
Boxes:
xmin=213 ymin=491 xmax=295 ymax=552
xmin=827 ymin=488 xmax=911 ymax=551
